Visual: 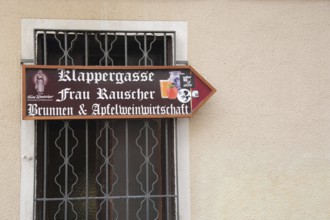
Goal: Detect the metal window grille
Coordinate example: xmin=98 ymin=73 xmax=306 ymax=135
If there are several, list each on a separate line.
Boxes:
xmin=34 ymin=30 xmax=179 ymax=220
xmin=35 ymin=30 xmax=175 ymax=66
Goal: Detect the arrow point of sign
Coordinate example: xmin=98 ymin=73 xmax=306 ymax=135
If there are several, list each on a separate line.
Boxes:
xmin=188 ymin=66 xmax=217 ymax=113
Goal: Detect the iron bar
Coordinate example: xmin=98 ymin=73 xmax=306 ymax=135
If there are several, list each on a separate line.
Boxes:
xmin=35 ymin=194 xmax=178 ymax=201
xmin=43 ymin=31 xmax=47 ymax=65
xmin=105 ymin=121 xmax=109 ymax=219
xmin=174 ymin=119 xmax=180 ymax=220
xmin=164 ymin=33 xmax=167 ymax=66
xmin=64 ymin=121 xmax=68 ymax=220
xmin=145 ymin=121 xmax=149 ymax=220
xmin=144 ymin=33 xmax=147 ymax=66
xmin=43 ymin=121 xmax=47 ymax=220
xmin=165 ymin=119 xmax=170 ymax=220
xmin=85 ymin=32 xmax=88 ymax=66
xmin=64 ymin=32 xmax=68 ymax=65
xmin=125 ymin=33 xmax=128 ymax=66
xmin=104 ymin=33 xmax=108 ymax=66
xmin=125 ymin=120 xmax=129 ymax=220
xmin=85 ymin=121 xmax=89 ymax=219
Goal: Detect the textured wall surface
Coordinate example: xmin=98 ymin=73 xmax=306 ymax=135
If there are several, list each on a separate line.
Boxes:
xmin=1 ymin=0 xmax=330 ymax=219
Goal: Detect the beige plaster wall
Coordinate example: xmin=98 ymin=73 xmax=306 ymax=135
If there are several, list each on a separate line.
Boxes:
xmin=1 ymin=0 xmax=330 ymax=219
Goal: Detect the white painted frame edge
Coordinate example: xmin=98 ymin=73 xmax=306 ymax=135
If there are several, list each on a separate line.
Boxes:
xmin=20 ymin=19 xmax=190 ymax=220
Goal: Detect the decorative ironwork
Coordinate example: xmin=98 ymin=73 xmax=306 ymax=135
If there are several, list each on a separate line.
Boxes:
xmin=35 ymin=30 xmax=175 ymax=66
xmin=94 ymin=32 xmax=118 ymax=66
xmin=54 ymin=121 xmax=79 ymax=219
xmin=134 ymin=33 xmax=157 ymax=66
xmin=54 ymin=31 xmax=79 ymax=65
xmin=95 ymin=120 xmax=119 ymax=220
xmin=135 ymin=120 xmax=160 ymax=219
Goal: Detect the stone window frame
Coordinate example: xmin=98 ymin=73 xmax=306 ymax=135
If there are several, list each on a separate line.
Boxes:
xmin=20 ymin=19 xmax=190 ymax=220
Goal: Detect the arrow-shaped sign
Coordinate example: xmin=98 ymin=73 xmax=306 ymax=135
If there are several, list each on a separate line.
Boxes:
xmin=22 ymin=65 xmax=216 ymax=120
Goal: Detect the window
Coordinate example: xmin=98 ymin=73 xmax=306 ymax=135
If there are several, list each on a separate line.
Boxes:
xmin=34 ymin=30 xmax=177 ymax=219
xmin=21 ymin=19 xmax=190 ymax=220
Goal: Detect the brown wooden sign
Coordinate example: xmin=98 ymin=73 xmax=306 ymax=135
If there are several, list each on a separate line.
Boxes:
xmin=22 ymin=65 xmax=216 ymax=120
